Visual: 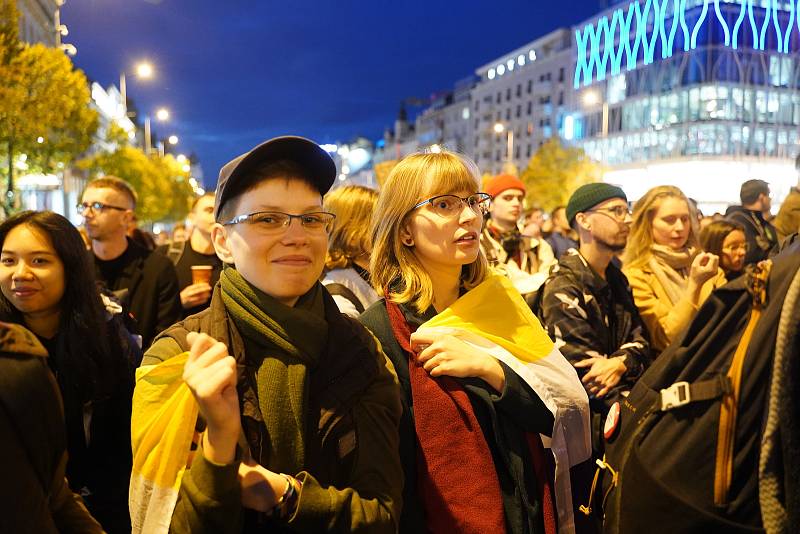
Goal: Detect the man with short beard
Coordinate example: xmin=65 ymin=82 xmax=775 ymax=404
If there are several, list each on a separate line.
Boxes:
xmin=538 ymin=183 xmax=652 ymax=451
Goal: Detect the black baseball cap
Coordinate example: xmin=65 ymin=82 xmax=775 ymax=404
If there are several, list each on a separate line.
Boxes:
xmin=214 ymin=136 xmax=337 ymax=220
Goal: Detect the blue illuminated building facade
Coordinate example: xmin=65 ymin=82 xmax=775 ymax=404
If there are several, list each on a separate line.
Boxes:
xmin=570 ymin=0 xmax=800 ymax=193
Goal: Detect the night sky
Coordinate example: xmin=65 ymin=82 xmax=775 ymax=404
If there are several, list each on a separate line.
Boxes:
xmin=63 ymin=0 xmax=602 ymax=189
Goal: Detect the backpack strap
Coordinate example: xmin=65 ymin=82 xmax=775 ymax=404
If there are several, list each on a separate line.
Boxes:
xmin=326 ymin=283 xmax=365 ymax=314
xmin=658 ymin=375 xmax=732 ymax=411
xmin=714 ymin=260 xmax=772 ymax=506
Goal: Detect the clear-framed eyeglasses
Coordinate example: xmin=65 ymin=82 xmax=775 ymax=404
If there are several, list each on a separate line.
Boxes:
xmin=221 ymin=211 xmax=336 ymax=234
xmin=76 ymin=201 xmax=129 ymax=214
xmin=410 ymin=193 xmax=492 ymax=218
xmin=586 ymin=205 xmax=631 ymax=222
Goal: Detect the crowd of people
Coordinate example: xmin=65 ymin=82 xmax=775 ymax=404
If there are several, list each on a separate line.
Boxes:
xmin=0 ymin=135 xmax=796 ymax=534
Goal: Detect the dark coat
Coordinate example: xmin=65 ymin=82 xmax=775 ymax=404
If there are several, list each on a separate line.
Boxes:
xmin=0 ymin=322 xmax=103 ymax=534
xmin=142 ymin=285 xmax=403 ymax=533
xmin=539 ymin=250 xmax=652 ymax=415
xmin=359 ymin=299 xmax=555 ymax=534
xmin=94 ymin=238 xmax=181 ymax=351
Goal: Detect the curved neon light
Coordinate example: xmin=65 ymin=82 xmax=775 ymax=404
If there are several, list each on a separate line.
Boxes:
xmin=575 ymin=0 xmax=799 ymax=86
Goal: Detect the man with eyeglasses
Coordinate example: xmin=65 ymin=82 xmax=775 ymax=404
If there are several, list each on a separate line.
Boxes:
xmin=479 ymin=173 xmax=556 ymax=298
xmin=80 ymin=176 xmax=181 ymax=352
xmin=132 ymin=136 xmax=402 ymax=533
xmin=538 ymin=183 xmax=652 ymax=454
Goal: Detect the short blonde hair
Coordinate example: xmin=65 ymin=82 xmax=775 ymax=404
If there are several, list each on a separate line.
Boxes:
xmin=324 ymin=185 xmax=378 ymax=270
xmin=622 ymin=185 xmax=699 ymax=268
xmin=370 ymin=151 xmax=489 ymax=313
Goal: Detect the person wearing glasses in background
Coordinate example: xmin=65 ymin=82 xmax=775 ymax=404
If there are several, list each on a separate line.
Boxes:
xmin=131 ymin=137 xmax=402 ymax=534
xmin=80 ymin=176 xmax=181 ymax=352
xmin=622 ymin=185 xmax=726 ymax=355
xmin=699 ymin=220 xmax=748 ymax=282
xmin=539 ymin=183 xmax=652 ymax=456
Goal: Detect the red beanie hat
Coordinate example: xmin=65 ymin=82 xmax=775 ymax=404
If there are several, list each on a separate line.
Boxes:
xmin=484 ymin=174 xmax=526 ymax=199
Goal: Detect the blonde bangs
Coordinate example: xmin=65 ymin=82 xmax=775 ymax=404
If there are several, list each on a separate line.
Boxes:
xmin=370 ymin=151 xmax=488 ymax=313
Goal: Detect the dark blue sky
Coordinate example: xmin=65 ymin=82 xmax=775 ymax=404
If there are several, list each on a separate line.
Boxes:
xmin=64 ymin=0 xmax=602 ymax=188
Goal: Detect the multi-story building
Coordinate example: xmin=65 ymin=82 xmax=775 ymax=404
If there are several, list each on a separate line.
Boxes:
xmin=469 ymin=29 xmax=573 ymax=175
xmin=415 ymin=75 xmax=478 ymax=155
xmin=16 ymin=0 xmax=59 ymax=46
xmin=566 ymin=0 xmax=800 ymax=209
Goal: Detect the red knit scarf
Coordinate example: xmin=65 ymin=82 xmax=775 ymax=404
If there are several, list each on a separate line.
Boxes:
xmin=385 ymin=299 xmax=557 ymax=534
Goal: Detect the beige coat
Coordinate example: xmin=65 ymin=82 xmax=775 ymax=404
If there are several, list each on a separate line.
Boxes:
xmin=623 ymin=264 xmax=727 ymax=354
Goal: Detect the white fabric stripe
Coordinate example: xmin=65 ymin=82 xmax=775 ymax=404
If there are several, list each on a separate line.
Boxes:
xmin=129 ymin=472 xmax=179 ymax=534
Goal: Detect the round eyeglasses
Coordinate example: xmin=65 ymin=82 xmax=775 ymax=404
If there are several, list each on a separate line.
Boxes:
xmin=411 ymin=193 xmax=492 ymax=218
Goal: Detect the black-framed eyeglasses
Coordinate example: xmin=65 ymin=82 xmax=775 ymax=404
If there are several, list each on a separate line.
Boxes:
xmin=586 ymin=205 xmax=631 ymax=222
xmin=77 ymin=201 xmax=129 ymax=214
xmin=411 ymin=193 xmax=492 ymax=218
xmin=222 ymin=211 xmax=336 ymax=234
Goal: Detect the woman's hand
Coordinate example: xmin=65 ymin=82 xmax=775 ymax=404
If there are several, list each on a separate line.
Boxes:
xmin=573 ymin=356 xmax=626 ymax=398
xmin=183 ymin=332 xmax=240 ymax=464
xmin=689 ymin=252 xmax=719 ymax=288
xmin=410 ymin=328 xmax=505 ymax=393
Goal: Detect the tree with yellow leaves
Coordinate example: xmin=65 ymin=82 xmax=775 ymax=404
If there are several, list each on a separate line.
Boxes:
xmin=520 ymin=137 xmax=603 ymax=211
xmin=0 ymin=1 xmax=98 ymax=212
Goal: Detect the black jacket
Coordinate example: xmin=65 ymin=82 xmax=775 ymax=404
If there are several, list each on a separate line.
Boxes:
xmin=359 ymin=299 xmax=554 ymax=534
xmin=0 ymin=322 xmax=103 ymax=534
xmin=726 ymin=205 xmax=778 ymax=265
xmin=539 ymin=250 xmax=652 ymax=414
xmin=94 ymin=238 xmax=181 ymax=351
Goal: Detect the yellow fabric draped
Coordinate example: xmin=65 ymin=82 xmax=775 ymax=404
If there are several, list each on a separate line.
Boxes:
xmin=129 ymin=352 xmax=198 ymax=534
xmin=422 ymin=274 xmax=554 ymax=362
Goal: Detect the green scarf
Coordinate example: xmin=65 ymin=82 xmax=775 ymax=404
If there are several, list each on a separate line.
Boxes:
xmin=219 ymin=267 xmax=328 ymax=474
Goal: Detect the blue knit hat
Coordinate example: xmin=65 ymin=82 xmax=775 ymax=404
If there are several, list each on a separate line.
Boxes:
xmin=566 ymin=183 xmax=627 ymax=225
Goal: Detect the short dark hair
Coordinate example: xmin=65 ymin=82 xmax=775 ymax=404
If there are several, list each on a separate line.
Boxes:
xmin=84 ymin=176 xmax=137 ymax=209
xmin=551 ymin=205 xmax=566 ymax=219
xmin=700 ymin=219 xmax=744 ymax=256
xmin=740 ymin=179 xmax=770 ymax=205
xmin=216 ymin=160 xmax=319 ymax=223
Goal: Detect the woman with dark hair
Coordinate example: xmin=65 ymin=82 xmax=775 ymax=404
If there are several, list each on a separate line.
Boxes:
xmin=0 ymin=210 xmax=138 ymax=533
xmin=699 ymin=220 xmax=748 ymax=282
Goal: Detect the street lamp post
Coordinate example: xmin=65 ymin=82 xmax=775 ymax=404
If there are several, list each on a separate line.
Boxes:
xmin=144 ymin=107 xmax=170 ymax=155
xmin=493 ymin=122 xmax=515 ymax=174
xmin=119 ymin=62 xmax=154 ymax=117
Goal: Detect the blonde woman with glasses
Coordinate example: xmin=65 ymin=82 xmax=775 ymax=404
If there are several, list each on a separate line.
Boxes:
xmin=359 ymin=151 xmax=591 ymax=534
xmin=622 ymin=185 xmax=727 ymax=354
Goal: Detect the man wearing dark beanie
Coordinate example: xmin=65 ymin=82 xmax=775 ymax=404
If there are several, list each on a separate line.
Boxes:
xmin=538 ymin=183 xmax=652 ymax=454
xmin=479 ymin=173 xmax=556 ymax=297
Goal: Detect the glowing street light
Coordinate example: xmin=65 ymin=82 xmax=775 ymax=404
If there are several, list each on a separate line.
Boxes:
xmin=156 ymin=108 xmax=170 ymax=121
xmin=120 ymin=61 xmax=155 ymax=117
xmin=493 ymin=122 xmax=505 ymax=134
xmin=136 ymin=62 xmax=154 ymax=79
xmin=168 ymin=135 xmax=179 ymax=145
xmin=582 ymin=90 xmax=601 ymax=106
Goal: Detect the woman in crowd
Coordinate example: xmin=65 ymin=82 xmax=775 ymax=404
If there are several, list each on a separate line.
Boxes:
xmin=321 ymin=184 xmax=380 ymax=316
xmin=0 ymin=211 xmax=138 ymax=533
xmin=360 ymin=151 xmax=590 ymax=534
xmin=700 ymin=220 xmax=748 ymax=282
xmin=622 ymin=186 xmax=727 ymax=353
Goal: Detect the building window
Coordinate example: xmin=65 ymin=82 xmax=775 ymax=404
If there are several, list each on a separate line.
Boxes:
xmin=475 ymin=101 xmax=480 ymax=111
xmin=506 ymin=88 xmax=512 ymax=101
xmin=558 ymin=92 xmax=564 ymax=106
xmin=527 ymin=80 xmax=533 ymax=93
xmin=558 ymin=68 xmax=565 ymax=82
xmin=526 ymin=144 xmax=532 ymax=157
xmin=505 ymin=108 xmax=511 ymax=120
xmin=516 ymin=84 xmax=522 ymax=97
xmin=527 ymin=102 xmax=532 ymax=115
xmin=516 ymin=105 xmax=521 ymax=118
xmin=496 ymin=92 xmax=502 ymax=104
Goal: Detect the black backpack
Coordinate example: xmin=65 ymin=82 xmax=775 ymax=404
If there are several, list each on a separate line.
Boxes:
xmin=593 ymin=253 xmax=800 ymax=534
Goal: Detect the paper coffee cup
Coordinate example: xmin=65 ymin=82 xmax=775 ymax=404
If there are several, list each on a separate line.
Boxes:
xmin=191 ymin=265 xmax=213 ymax=285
